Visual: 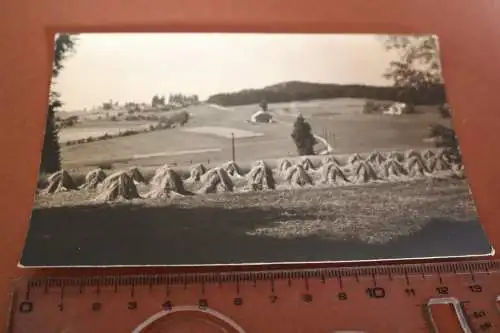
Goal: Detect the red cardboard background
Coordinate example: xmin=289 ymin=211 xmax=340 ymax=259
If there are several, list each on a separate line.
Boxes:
xmin=1 ymin=0 xmax=500 ymax=328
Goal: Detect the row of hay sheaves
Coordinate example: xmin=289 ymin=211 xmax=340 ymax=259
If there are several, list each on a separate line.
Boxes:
xmin=42 ymin=148 xmax=464 ymax=202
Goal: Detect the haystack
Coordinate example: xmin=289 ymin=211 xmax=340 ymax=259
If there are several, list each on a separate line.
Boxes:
xmin=246 ymin=161 xmax=276 ymax=191
xmin=405 ymin=149 xmax=422 ymax=161
xmin=127 ymin=167 xmax=146 ymax=184
xmin=44 ymin=170 xmax=78 ymax=194
xmin=221 ymin=161 xmax=244 ymax=177
xmin=188 ymin=163 xmax=207 ymax=182
xmin=322 ymin=155 xmax=341 ymax=166
xmin=436 ymin=149 xmax=453 ymax=163
xmin=381 ymin=159 xmax=408 ymax=179
xmin=80 ymin=168 xmax=106 ymax=190
xmin=149 ymin=165 xmax=171 ymax=186
xmin=277 ymin=159 xmax=292 ymax=176
xmin=96 ymin=172 xmax=140 ymax=201
xmin=250 ymin=110 xmax=273 ymax=123
xmin=353 ymin=161 xmax=378 ymax=183
xmin=147 ymin=165 xmax=186 ymax=197
xmin=406 ymin=155 xmax=430 ymax=177
xmin=387 ymin=151 xmax=404 ymax=162
xmin=367 ymin=151 xmax=386 ymax=166
xmin=284 ymin=165 xmax=313 ymax=187
xmin=348 ymin=153 xmax=364 ymax=165
xmin=300 ymin=157 xmax=315 ymax=171
xmin=422 ymin=149 xmax=435 ymax=160
xmin=321 ymin=162 xmax=349 ymax=185
xmin=198 ymin=167 xmax=234 ymax=194
xmin=251 ymin=160 xmax=266 ymax=168
xmin=427 ymin=155 xmax=451 ymax=172
xmin=101 ymin=170 xmax=126 ymax=189
xmin=452 ymin=164 xmax=466 ymax=179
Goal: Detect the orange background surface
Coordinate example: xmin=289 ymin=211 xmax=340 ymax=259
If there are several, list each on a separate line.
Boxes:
xmin=1 ymin=0 xmax=500 ymax=329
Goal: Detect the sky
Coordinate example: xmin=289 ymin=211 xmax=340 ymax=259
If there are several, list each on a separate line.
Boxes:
xmin=54 ymin=33 xmax=401 ymax=111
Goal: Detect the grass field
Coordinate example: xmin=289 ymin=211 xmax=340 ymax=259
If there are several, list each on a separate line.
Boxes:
xmin=58 ymin=120 xmax=156 ymax=143
xmin=56 ymin=98 xmax=451 ymax=174
xmin=23 ymin=98 xmax=492 ymax=267
xmin=25 ymin=147 xmax=494 ymax=267
xmin=23 ymin=175 xmax=490 ymax=267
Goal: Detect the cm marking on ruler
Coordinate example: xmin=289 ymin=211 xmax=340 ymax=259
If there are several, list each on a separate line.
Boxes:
xmin=6 ymin=260 xmax=500 ymax=333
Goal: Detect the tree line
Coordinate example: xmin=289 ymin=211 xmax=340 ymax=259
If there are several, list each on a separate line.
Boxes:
xmin=206 ymin=82 xmax=446 ymax=107
xmin=152 ymin=93 xmax=199 ymax=108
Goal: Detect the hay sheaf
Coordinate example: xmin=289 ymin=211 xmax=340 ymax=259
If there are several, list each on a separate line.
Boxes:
xmin=381 ymin=159 xmax=408 ymax=179
xmin=246 ymin=161 xmax=276 ymax=191
xmin=353 ymin=161 xmax=379 ymax=183
xmin=406 ymin=155 xmax=430 ymax=177
xmin=422 ymin=149 xmax=436 ymax=160
xmin=277 ymin=159 xmax=292 ymax=176
xmin=80 ymin=168 xmax=106 ymax=190
xmin=147 ymin=165 xmax=187 ymax=198
xmin=127 ymin=167 xmax=146 ymax=184
xmin=198 ymin=167 xmax=234 ymax=194
xmin=284 ymin=165 xmax=313 ymax=187
xmin=300 ymin=157 xmax=315 ymax=171
xmin=405 ymin=149 xmax=422 ymax=161
xmin=100 ymin=171 xmax=126 ymax=189
xmin=96 ymin=172 xmax=140 ymax=201
xmin=44 ymin=170 xmax=78 ymax=194
xmin=437 ymin=149 xmax=455 ymax=164
xmin=322 ymin=155 xmax=342 ymax=167
xmin=452 ymin=163 xmax=466 ymax=179
xmin=321 ymin=162 xmax=349 ymax=185
xmin=347 ymin=153 xmax=364 ymax=165
xmin=367 ymin=151 xmax=386 ymax=166
xmin=387 ymin=151 xmax=404 ymax=162
xmin=221 ymin=161 xmax=244 ymax=177
xmin=188 ymin=163 xmax=207 ymax=182
xmin=427 ymin=154 xmax=452 ymax=172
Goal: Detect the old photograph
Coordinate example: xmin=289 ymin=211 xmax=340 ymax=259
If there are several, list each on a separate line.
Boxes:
xmin=20 ymin=33 xmax=492 ymax=267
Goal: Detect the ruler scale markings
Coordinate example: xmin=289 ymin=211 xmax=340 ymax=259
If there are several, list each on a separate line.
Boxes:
xmin=9 ymin=263 xmax=499 ymax=333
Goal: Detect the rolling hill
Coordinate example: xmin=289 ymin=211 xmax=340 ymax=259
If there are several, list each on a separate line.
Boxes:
xmin=206 ymin=80 xmax=446 ymax=107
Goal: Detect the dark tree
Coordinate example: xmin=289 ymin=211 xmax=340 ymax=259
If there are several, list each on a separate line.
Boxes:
xmin=102 ymin=99 xmax=113 ymax=110
xmin=439 ymin=103 xmax=452 ymax=118
xmin=380 ymin=36 xmax=444 ymax=91
xmin=151 ymin=95 xmax=159 ymax=107
xmin=40 ymin=33 xmax=77 ymax=174
xmin=428 ymin=124 xmax=461 ymax=163
xmin=381 ymin=35 xmax=460 ymax=162
xmin=291 ymin=114 xmax=317 ymax=156
xmin=259 ymin=99 xmax=268 ymax=111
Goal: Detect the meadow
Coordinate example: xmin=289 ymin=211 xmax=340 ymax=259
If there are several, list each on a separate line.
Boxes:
xmin=57 ymin=98 xmax=451 ymax=174
xmin=25 ymin=176 xmax=488 ymax=266
xmin=22 ymin=97 xmax=492 ymax=267
xmin=26 ymin=149 xmax=491 ymax=266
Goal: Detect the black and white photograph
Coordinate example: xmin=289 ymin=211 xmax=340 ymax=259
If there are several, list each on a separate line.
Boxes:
xmin=20 ymin=33 xmax=493 ymax=267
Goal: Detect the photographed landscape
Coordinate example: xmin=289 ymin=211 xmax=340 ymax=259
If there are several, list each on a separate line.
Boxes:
xmin=20 ymin=33 xmax=492 ymax=267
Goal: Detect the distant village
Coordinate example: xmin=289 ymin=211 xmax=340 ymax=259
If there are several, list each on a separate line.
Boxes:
xmin=55 ymin=93 xmax=200 ymax=129
xmin=95 ymin=93 xmax=200 ymax=113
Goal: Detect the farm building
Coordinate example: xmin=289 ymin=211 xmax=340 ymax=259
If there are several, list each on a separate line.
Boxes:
xmin=383 ymin=102 xmax=414 ymax=116
xmin=250 ymin=109 xmax=274 ymax=123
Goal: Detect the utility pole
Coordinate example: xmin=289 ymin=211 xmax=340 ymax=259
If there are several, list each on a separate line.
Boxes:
xmin=231 ymin=132 xmax=236 ymax=162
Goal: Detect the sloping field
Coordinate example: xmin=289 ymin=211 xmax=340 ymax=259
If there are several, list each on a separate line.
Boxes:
xmin=60 ymin=103 xmax=295 ymax=171
xmin=59 ymin=99 xmax=448 ymax=173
